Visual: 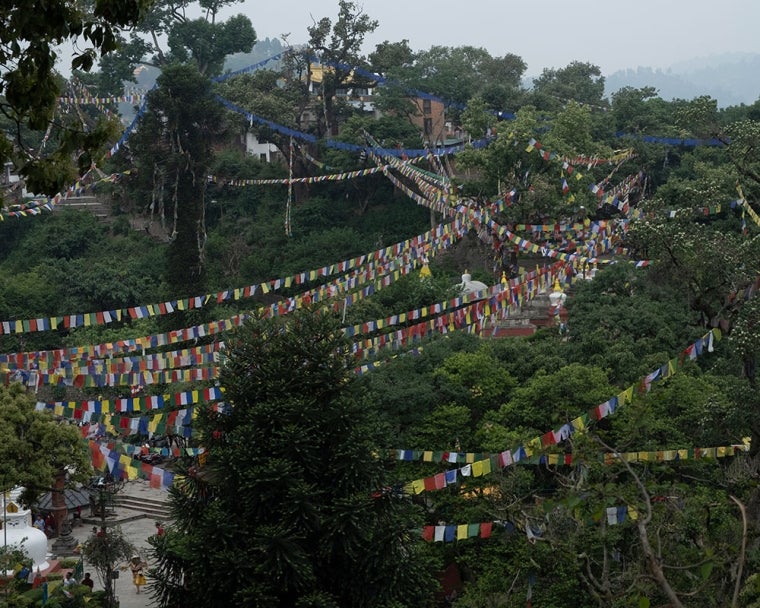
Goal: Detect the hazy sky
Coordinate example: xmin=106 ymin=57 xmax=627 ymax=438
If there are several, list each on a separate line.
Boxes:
xmin=224 ymin=0 xmax=760 ymax=75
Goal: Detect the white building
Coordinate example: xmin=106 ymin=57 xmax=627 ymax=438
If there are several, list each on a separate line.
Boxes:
xmin=243 ymin=133 xmax=281 ymax=163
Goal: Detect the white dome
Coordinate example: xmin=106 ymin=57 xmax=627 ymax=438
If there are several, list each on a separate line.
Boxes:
xmin=2 ymin=488 xmax=49 ymax=572
xmin=459 ymin=272 xmax=489 ymax=296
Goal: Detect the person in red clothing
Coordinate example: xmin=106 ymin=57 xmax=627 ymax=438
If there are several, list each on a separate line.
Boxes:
xmin=81 ymin=572 xmax=94 ymax=591
xmin=154 ymin=521 xmax=165 ymax=536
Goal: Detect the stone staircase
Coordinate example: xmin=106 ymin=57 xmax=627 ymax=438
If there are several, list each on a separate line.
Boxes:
xmin=114 ymin=493 xmax=172 ymax=521
xmin=56 ymin=195 xmax=111 ymax=221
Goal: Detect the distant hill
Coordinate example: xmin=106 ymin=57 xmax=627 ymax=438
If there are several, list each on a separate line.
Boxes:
xmin=126 ymin=37 xmax=286 ymax=93
xmin=604 ymin=53 xmax=760 ymax=107
xmin=223 ymin=37 xmax=285 ymax=73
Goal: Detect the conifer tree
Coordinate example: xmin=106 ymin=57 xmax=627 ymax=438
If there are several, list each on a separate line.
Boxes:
xmin=149 ymin=308 xmax=438 ymax=608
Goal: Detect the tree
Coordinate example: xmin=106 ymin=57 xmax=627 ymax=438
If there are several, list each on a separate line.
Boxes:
xmin=0 ymin=383 xmax=91 ymax=504
xmin=129 ymin=0 xmax=256 ymax=77
xmin=81 ymin=525 xmax=136 ymax=608
xmin=405 ymin=46 xmax=525 ymax=110
xmin=306 ymin=0 xmax=379 ymax=137
xmin=530 ymin=61 xmax=606 ymax=111
xmin=128 ymin=62 xmax=226 ymax=296
xmin=0 ymin=0 xmax=152 ymax=201
xmin=149 ymin=307 xmax=439 ymax=607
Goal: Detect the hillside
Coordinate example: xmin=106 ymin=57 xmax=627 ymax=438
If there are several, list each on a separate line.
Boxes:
xmin=604 ymin=52 xmax=760 ymax=107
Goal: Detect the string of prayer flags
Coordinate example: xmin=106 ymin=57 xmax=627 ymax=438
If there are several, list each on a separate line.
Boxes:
xmin=393 ymin=441 xmax=749 ymax=466
xmin=35 ymin=386 xmax=224 ymax=414
xmin=421 ymin=521 xmax=498 ymax=543
xmin=78 ymin=406 xmax=196 ymax=438
xmin=0 ymin=217 xmax=462 ymax=337
xmin=103 ymin=440 xmax=206 ymax=458
xmin=89 ymin=441 xmax=174 ymax=489
xmin=210 ymin=164 xmax=389 ymax=186
xmin=8 ymin=366 xmax=220 ymax=389
xmin=459 ymin=202 xmax=651 ymax=268
xmin=404 ymin=330 xmax=721 ymax=494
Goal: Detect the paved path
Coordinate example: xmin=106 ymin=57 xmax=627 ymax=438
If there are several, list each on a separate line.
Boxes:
xmin=48 ymin=480 xmax=170 ymax=608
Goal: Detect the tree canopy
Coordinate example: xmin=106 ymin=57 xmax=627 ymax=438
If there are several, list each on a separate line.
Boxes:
xmin=0 ymin=383 xmax=91 ymax=501
xmin=2 ymin=3 xmax=760 ymax=607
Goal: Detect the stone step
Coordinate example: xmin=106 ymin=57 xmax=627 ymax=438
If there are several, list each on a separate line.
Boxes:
xmin=114 ymin=495 xmax=172 ymax=520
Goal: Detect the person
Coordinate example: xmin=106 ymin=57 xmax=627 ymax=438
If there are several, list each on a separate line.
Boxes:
xmin=33 ymin=514 xmax=45 ymax=533
xmin=62 ymin=571 xmax=77 ymax=597
xmin=126 ymin=555 xmax=147 ymax=594
xmin=81 ymin=572 xmax=94 ymax=591
xmin=45 ymin=512 xmax=56 ymax=536
xmin=154 ymin=521 xmax=165 ymax=536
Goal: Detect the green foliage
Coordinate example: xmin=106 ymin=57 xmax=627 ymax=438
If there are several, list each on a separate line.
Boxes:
xmin=530 ymin=61 xmax=607 ymax=111
xmin=0 ymin=383 xmax=91 ymax=498
xmin=3 ymin=12 xmax=760 ymax=607
xmin=81 ymin=527 xmax=136 ymax=608
xmin=0 ymin=0 xmax=151 ymax=201
xmin=129 ymin=62 xmax=225 ymax=296
xmin=306 ymin=1 xmax=379 ymax=137
xmin=401 ymin=46 xmax=526 ymax=110
xmin=150 ymin=308 xmax=438 ymax=607
xmin=130 ymin=0 xmax=256 ymax=77
xmin=498 ymin=362 xmax=614 ymax=432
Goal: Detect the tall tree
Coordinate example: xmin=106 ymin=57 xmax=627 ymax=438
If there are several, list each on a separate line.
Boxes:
xmin=306 ymin=0 xmax=379 ymax=137
xmin=130 ymin=0 xmax=256 ymax=76
xmin=403 ymin=45 xmax=526 ymax=111
xmin=149 ymin=308 xmax=438 ymax=608
xmin=129 ymin=62 xmax=226 ymax=296
xmin=530 ymin=61 xmax=606 ymax=111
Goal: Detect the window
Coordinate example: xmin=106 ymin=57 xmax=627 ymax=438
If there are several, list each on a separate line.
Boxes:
xmin=424 ymin=118 xmax=433 ymax=136
xmin=422 ymin=98 xmax=432 ymax=114
xmin=260 ymin=153 xmax=268 ymax=162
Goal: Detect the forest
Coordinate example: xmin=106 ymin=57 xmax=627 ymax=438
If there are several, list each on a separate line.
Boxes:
xmin=1 ymin=0 xmax=760 ymax=606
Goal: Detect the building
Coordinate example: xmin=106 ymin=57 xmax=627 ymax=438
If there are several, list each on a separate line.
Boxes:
xmin=243 ymin=133 xmax=282 ymax=163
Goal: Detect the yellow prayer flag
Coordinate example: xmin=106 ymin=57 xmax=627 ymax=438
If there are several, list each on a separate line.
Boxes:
xmin=481 ymin=459 xmax=491 ymax=475
xmin=423 ymin=451 xmax=433 ymax=462
xmin=472 ymin=461 xmax=483 ymax=477
xmin=628 ymin=506 xmax=638 ymax=520
xmin=411 ymin=480 xmax=425 ymax=495
xmin=457 ymin=525 xmax=468 ymax=540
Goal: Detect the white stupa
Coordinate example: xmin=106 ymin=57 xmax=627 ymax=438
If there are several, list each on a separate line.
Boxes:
xmin=2 ymin=488 xmax=50 ymax=572
xmin=458 ymin=270 xmax=489 ymax=296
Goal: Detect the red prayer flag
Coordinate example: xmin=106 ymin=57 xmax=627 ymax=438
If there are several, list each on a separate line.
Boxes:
xmin=480 ymin=522 xmax=492 ymax=538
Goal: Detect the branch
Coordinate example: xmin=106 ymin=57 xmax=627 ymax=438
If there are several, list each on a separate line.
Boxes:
xmin=594 ymin=434 xmax=685 ymax=608
xmin=730 ymin=495 xmax=747 ymax=608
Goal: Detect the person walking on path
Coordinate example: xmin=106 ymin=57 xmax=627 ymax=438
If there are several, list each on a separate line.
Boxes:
xmin=123 ymin=555 xmax=148 ymax=594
